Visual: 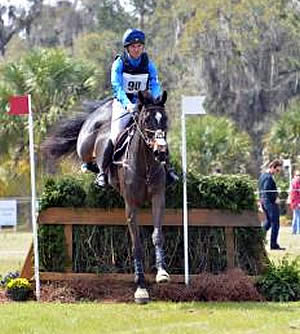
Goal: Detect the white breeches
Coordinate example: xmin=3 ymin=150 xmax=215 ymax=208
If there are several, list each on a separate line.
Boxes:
xmin=110 ymin=99 xmax=132 ymax=144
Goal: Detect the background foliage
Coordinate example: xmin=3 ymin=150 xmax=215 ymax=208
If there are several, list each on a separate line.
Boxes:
xmin=256 ymin=256 xmax=300 ymax=302
xmin=1 ymin=0 xmax=300 ymax=198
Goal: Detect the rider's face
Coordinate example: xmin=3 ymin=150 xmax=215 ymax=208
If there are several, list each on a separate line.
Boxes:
xmin=127 ymin=43 xmax=144 ymax=59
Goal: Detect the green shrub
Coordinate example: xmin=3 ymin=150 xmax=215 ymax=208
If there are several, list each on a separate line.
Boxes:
xmin=197 ymin=175 xmax=256 ymax=212
xmin=85 ymin=181 xmax=125 ymax=208
xmin=39 ymin=177 xmax=86 ymax=210
xmin=39 ymin=174 xmax=257 ymax=212
xmin=166 ymin=174 xmax=257 ymax=211
xmin=256 ymin=256 xmax=300 ymax=301
xmin=38 ymin=225 xmax=66 ymax=272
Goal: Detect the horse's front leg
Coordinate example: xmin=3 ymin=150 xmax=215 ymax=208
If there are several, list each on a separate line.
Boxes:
xmin=152 ymin=192 xmax=170 ymax=284
xmin=126 ymin=203 xmax=149 ymax=304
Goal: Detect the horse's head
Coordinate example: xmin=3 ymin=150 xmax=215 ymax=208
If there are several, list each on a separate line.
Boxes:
xmin=137 ymin=90 xmax=168 ymax=163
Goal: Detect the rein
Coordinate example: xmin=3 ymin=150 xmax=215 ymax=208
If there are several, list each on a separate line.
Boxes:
xmin=132 ymin=113 xmax=151 ymax=149
xmin=122 ymin=104 xmax=167 ymax=184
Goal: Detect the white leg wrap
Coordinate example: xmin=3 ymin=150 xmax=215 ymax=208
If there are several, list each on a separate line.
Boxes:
xmin=134 ymin=287 xmax=150 ymax=304
xmin=156 ymin=269 xmax=170 ymax=284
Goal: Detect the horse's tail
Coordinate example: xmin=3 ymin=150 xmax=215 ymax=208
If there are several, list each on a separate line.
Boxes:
xmin=42 ymin=98 xmax=111 ymax=160
xmin=42 ymin=112 xmax=88 ymax=160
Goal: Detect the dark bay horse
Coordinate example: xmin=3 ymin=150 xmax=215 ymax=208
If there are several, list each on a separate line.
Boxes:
xmin=43 ymin=91 xmax=170 ymax=303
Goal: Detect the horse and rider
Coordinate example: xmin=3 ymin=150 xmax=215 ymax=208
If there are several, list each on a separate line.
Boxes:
xmin=43 ymin=28 xmax=178 ymax=304
xmin=81 ymin=28 xmax=178 ymax=188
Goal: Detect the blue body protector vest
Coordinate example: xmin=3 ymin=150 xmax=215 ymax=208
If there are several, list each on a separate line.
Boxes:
xmin=120 ymin=52 xmax=150 ymax=103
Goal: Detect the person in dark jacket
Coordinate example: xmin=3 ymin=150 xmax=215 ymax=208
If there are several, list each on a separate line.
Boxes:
xmin=258 ymin=159 xmax=285 ymax=250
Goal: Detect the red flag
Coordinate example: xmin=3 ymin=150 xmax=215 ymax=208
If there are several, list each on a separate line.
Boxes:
xmin=8 ymin=96 xmax=29 ymax=115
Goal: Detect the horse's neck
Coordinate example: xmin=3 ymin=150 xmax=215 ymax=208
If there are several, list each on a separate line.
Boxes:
xmin=128 ymin=129 xmax=151 ymax=172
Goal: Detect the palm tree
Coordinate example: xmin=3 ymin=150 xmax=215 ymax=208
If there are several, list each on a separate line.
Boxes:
xmin=0 ymin=48 xmax=99 ymax=195
xmin=263 ymin=100 xmax=300 ymax=165
xmin=169 ymin=114 xmax=253 ymax=175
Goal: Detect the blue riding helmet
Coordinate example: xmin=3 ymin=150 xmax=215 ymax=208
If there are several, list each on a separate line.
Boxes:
xmin=122 ymin=29 xmax=145 ymax=47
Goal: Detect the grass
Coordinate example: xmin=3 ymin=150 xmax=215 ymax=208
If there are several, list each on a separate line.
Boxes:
xmin=0 ymin=231 xmax=32 ymax=275
xmin=266 ymin=225 xmax=300 ymax=262
xmin=0 ymin=301 xmax=300 ymax=334
xmin=0 ymin=227 xmax=300 ymax=334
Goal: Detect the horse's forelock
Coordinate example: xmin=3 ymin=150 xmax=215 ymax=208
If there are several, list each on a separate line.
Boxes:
xmin=138 ymin=103 xmax=168 ymax=132
xmin=137 ymin=91 xmax=168 ymax=129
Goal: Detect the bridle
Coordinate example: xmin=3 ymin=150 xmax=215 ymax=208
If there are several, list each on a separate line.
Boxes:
xmin=133 ymin=104 xmax=168 ymax=163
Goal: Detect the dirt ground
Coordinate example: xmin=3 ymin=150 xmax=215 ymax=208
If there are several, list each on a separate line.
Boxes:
xmin=0 ymin=269 xmax=263 ymax=303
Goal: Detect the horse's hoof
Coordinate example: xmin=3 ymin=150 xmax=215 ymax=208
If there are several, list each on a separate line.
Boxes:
xmin=134 ymin=288 xmax=150 ymax=304
xmin=156 ymin=269 xmax=170 ymax=284
xmin=94 ymin=173 xmax=108 ymax=188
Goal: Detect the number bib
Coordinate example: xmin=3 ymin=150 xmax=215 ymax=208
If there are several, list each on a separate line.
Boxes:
xmin=123 ymin=73 xmax=149 ymax=93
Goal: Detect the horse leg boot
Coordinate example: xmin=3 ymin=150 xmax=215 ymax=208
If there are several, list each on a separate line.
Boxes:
xmin=127 ymin=211 xmax=149 ymax=304
xmin=152 ymin=228 xmax=170 ymax=284
xmin=95 ymin=139 xmax=114 ymax=187
xmin=133 ymin=258 xmax=149 ymax=304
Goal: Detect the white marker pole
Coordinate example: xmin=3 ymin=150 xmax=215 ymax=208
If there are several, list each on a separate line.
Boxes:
xmin=28 ymin=94 xmax=40 ymax=300
xmin=181 ymin=96 xmax=206 ymax=286
xmin=181 ymin=103 xmax=189 ymax=285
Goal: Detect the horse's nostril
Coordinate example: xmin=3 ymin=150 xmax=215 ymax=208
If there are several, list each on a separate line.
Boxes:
xmin=158 ymin=145 xmax=167 ymax=152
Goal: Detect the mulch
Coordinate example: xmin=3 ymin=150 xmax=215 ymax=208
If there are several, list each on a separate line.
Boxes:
xmin=0 ymin=269 xmax=264 ymax=303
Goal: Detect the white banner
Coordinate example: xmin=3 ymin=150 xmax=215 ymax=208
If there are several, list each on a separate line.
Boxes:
xmin=182 ymin=96 xmax=206 ymax=115
xmin=0 ymin=200 xmax=17 ymax=226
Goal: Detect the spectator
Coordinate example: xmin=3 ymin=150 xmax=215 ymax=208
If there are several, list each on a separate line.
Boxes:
xmin=258 ymin=159 xmax=285 ymax=250
xmin=290 ymin=170 xmax=300 ymax=234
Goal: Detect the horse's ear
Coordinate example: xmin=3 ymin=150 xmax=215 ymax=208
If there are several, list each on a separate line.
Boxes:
xmin=160 ymin=91 xmax=167 ymax=105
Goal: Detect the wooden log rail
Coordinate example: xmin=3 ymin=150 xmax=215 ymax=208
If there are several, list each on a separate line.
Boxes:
xmin=21 ymin=208 xmax=262 ymax=281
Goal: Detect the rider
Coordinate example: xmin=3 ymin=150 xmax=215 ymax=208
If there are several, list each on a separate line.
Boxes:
xmin=94 ymin=28 xmax=179 ymax=187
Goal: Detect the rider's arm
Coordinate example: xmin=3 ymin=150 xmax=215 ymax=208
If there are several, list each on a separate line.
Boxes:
xmin=148 ymin=61 xmax=162 ymax=99
xmin=111 ymin=57 xmax=132 ymax=109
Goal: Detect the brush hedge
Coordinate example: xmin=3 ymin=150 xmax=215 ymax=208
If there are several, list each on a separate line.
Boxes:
xmin=38 ymin=174 xmax=267 ymax=275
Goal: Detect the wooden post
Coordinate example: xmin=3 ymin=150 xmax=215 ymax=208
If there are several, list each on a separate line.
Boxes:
xmin=19 ymin=208 xmax=262 ymax=281
xmin=64 ymin=224 xmax=73 ymax=272
xmin=225 ymin=227 xmax=235 ymax=270
xmin=20 ymin=243 xmax=34 ymax=279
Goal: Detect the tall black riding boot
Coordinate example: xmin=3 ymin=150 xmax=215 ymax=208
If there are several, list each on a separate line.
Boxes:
xmin=95 ymin=139 xmax=114 ymax=188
